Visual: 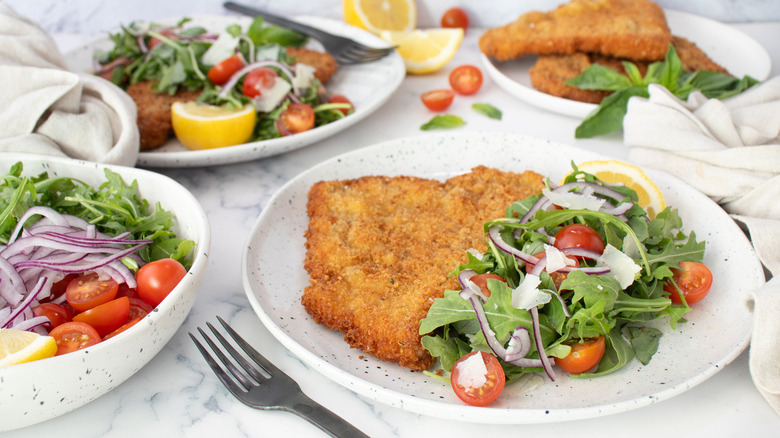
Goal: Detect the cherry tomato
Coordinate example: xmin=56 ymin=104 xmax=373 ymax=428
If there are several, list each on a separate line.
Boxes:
xmin=39 ymin=273 xmax=79 ymax=303
xmin=116 ymin=282 xmax=139 ymax=299
xmin=276 ymin=102 xmax=315 ymax=136
xmin=663 ymin=261 xmax=713 ymax=305
xmin=136 ymin=258 xmax=187 ymax=307
xmin=65 ymin=273 xmax=119 ymax=312
xmin=554 ymin=336 xmax=606 ymax=374
xmin=526 ymin=251 xmax=579 ymax=289
xmin=451 ymin=351 xmax=506 ymax=406
xmin=128 ymin=297 xmax=154 ymax=319
xmin=50 ymin=321 xmax=101 ymax=356
xmin=328 ymin=94 xmax=354 ymax=115
xmin=469 ymin=273 xmax=506 ymax=297
xmin=32 ymin=303 xmax=73 ymax=330
xmin=553 ymin=224 xmax=605 ymax=254
xmin=208 ymin=54 xmax=244 ymax=85
xmin=441 ymin=7 xmax=469 ymax=30
xmin=449 ymin=65 xmax=483 ymax=95
xmin=242 ymin=67 xmax=278 ymax=98
xmin=420 ymin=89 xmax=455 ymax=111
xmin=73 ymin=297 xmax=131 ymax=337
xmin=103 ymin=317 xmax=143 ymax=340
xmin=148 ymin=29 xmax=178 ymax=50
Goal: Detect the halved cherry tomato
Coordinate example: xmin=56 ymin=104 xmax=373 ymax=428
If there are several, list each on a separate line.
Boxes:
xmin=526 ymin=251 xmax=579 ymax=289
xmin=65 ymin=273 xmax=119 ymax=312
xmin=242 ymin=67 xmax=278 ymax=98
xmin=73 ymin=297 xmax=130 ymax=337
xmin=129 ymin=297 xmax=154 ymax=320
xmin=39 ymin=273 xmax=79 ymax=303
xmin=103 ymin=317 xmax=143 ymax=340
xmin=554 ymin=336 xmax=606 ymax=374
xmin=553 ymin=224 xmax=605 ymax=255
xmin=276 ymin=102 xmax=315 ymax=136
xmin=420 ymin=89 xmax=455 ymax=111
xmin=469 ymin=273 xmax=506 ymax=298
xmin=328 ymin=94 xmax=354 ymax=115
xmin=208 ymin=54 xmax=244 ymax=85
xmin=32 ymin=303 xmax=73 ymax=330
xmin=441 ymin=7 xmax=469 ymax=30
xmin=136 ymin=258 xmax=187 ymax=307
xmin=449 ymin=65 xmax=483 ymax=95
xmin=116 ymin=282 xmax=139 ymax=299
xmin=451 ymin=351 xmax=506 ymax=406
xmin=50 ymin=321 xmax=101 ymax=356
xmin=663 ymin=261 xmax=713 ymax=305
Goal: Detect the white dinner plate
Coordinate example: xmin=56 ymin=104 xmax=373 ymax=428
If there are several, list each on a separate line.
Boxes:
xmin=482 ymin=10 xmax=772 ymax=119
xmin=65 ymin=15 xmax=405 ymax=168
xmin=241 ymin=131 xmax=765 ymax=423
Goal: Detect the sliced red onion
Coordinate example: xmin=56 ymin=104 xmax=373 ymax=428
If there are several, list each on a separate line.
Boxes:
xmin=488 ymin=225 xmax=538 ymax=265
xmin=530 ymin=306 xmax=556 ymax=381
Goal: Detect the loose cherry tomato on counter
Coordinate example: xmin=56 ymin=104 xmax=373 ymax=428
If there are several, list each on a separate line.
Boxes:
xmin=50 ymin=322 xmax=102 ymax=356
xmin=468 ymin=273 xmax=506 ymax=298
xmin=65 ymin=272 xmax=119 ymax=312
xmin=553 ymin=224 xmax=605 ymax=255
xmin=663 ymin=261 xmax=713 ymax=305
xmin=103 ymin=317 xmax=144 ymax=340
xmin=136 ymin=258 xmax=187 ymax=307
xmin=208 ymin=54 xmax=244 ymax=85
xmin=276 ymin=102 xmax=315 ymax=136
xmin=554 ymin=336 xmax=606 ymax=374
xmin=73 ymin=297 xmax=131 ymax=337
xmin=441 ymin=7 xmax=469 ymax=30
xmin=449 ymin=65 xmax=483 ymax=95
xmin=32 ymin=303 xmax=73 ymax=330
xmin=420 ymin=89 xmax=455 ymax=111
xmin=242 ymin=67 xmax=278 ymax=98
xmin=451 ymin=351 xmax=506 ymax=406
xmin=328 ymin=94 xmax=354 ymax=115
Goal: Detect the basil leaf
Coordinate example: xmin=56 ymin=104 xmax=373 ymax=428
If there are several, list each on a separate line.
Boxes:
xmin=420 ymin=114 xmax=466 ymax=130
xmin=472 ymin=103 xmax=502 ymax=120
xmin=565 ymin=63 xmax=632 ymax=91
xmin=574 ymin=86 xmax=648 ymax=138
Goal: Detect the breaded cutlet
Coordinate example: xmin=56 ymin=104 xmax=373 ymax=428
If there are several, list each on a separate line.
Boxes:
xmin=302 ymin=166 xmax=545 ymax=370
xmin=529 ymin=36 xmax=730 ymax=104
xmin=286 ymin=47 xmax=339 ymax=84
xmin=479 ymin=0 xmax=672 ymax=62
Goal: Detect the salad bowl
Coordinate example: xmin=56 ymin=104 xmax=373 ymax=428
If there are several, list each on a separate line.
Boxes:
xmin=0 ymin=154 xmax=211 ymax=432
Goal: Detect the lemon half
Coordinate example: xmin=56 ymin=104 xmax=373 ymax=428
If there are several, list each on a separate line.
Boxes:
xmin=344 ymin=0 xmax=417 ymax=34
xmin=0 ymin=329 xmax=57 ymax=367
xmin=379 ymin=28 xmax=463 ymax=74
xmin=171 ymin=102 xmax=256 ymax=150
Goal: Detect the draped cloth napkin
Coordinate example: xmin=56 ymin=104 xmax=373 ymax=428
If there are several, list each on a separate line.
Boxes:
xmin=623 ymin=77 xmax=780 ymax=414
xmin=0 ymin=3 xmax=138 ymax=166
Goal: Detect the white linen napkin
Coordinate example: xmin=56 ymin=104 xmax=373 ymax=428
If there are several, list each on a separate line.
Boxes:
xmin=623 ymin=77 xmax=780 ymax=414
xmin=0 ymin=3 xmax=138 ymax=166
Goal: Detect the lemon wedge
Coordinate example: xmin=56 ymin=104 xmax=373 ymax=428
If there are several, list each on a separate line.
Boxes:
xmin=0 ymin=329 xmax=57 ymax=367
xmin=170 ymin=102 xmax=256 ymax=150
xmin=566 ymin=160 xmax=666 ymax=218
xmin=379 ymin=28 xmax=464 ymax=74
xmin=344 ymin=0 xmax=417 ymax=33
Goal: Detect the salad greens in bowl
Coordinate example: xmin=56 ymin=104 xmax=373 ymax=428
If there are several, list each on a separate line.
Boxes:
xmin=0 ymin=154 xmax=210 ymax=432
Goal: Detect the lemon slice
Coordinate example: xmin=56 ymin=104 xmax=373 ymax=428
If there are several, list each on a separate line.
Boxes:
xmin=344 ymin=0 xmax=417 ymax=33
xmin=379 ymin=28 xmax=464 ymax=74
xmin=567 ymin=160 xmax=666 ymax=218
xmin=0 ymin=329 xmax=57 ymax=367
xmin=171 ymin=102 xmax=257 ymax=150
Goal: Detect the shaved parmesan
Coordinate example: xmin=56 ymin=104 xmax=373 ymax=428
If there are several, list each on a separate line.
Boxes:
xmin=253 ymin=77 xmax=291 ymax=112
xmin=544 ymin=244 xmax=576 ymax=273
xmin=456 ymin=352 xmax=488 ymax=389
xmin=201 ymin=32 xmax=239 ymax=66
xmin=292 ymin=63 xmax=316 ymax=90
xmin=511 ymin=274 xmax=550 ymax=310
xmin=597 ymin=244 xmax=641 ymax=288
xmin=542 ymin=188 xmax=606 ymax=211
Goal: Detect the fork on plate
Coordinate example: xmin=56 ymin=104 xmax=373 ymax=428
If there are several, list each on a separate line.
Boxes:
xmin=190 ymin=316 xmax=370 ymax=438
xmin=223 ymin=1 xmax=396 ymax=65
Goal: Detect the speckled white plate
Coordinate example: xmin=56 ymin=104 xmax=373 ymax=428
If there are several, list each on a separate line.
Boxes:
xmin=482 ymin=10 xmax=772 ymax=119
xmin=0 ymin=154 xmax=210 ymax=432
xmin=65 ymin=15 xmax=405 ymax=168
xmin=241 ymin=131 xmax=764 ymax=423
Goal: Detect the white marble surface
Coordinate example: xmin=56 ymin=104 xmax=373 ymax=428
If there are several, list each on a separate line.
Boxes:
xmin=3 ymin=1 xmax=780 ymax=437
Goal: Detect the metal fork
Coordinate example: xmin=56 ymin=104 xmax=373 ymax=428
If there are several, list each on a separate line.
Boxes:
xmin=190 ymin=316 xmax=369 ymax=438
xmin=223 ymin=1 xmax=396 ymax=65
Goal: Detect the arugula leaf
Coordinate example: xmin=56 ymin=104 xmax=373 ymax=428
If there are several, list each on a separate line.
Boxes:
xmin=420 ymin=115 xmax=466 ymax=130
xmin=628 ymin=326 xmax=662 ymax=365
xmin=472 ymin=103 xmax=503 ymax=120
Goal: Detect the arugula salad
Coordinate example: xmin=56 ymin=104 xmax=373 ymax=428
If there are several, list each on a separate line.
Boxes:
xmin=419 ymin=163 xmax=713 ymax=406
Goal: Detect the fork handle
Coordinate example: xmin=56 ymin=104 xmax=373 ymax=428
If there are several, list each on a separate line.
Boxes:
xmin=223 ymin=2 xmax=331 ymax=40
xmin=286 ymin=392 xmax=370 ymax=438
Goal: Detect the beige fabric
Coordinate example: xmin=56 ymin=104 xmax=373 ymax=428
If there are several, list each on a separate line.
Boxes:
xmin=624 ymin=78 xmax=780 ymax=414
xmin=0 ymin=3 xmax=138 ymax=166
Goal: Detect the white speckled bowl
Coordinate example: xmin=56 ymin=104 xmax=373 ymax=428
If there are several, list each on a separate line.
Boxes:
xmin=0 ymin=154 xmax=211 ymax=432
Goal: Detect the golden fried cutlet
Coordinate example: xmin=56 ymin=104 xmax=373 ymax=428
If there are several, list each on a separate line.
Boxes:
xmin=286 ymin=47 xmax=339 ymax=84
xmin=302 ymin=166 xmax=545 ymax=370
xmin=479 ymin=0 xmax=672 ymax=62
xmin=529 ymin=36 xmax=730 ymax=104
xmin=126 ymin=81 xmax=201 ymax=150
